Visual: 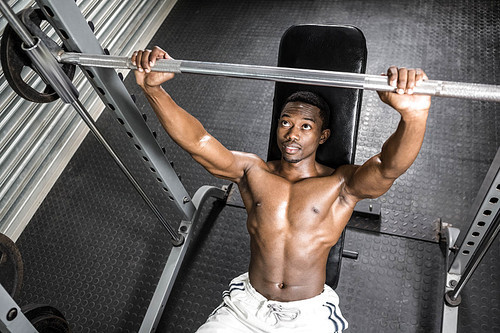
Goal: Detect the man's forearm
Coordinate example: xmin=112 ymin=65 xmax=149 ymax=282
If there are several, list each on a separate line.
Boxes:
xmin=379 ymin=112 xmax=428 ymax=179
xmin=142 ymin=86 xmax=209 ymax=153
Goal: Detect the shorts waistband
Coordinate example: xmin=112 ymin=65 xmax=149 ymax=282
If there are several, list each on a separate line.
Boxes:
xmin=231 ymin=272 xmax=335 ymax=308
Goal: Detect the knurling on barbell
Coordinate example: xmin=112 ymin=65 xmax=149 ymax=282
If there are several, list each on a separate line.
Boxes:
xmin=0 ymin=8 xmax=76 ymax=103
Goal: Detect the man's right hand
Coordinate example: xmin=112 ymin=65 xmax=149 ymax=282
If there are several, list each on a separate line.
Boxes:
xmin=131 ymin=46 xmax=175 ymax=92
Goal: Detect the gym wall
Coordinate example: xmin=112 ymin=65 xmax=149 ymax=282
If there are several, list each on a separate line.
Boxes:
xmin=0 ymin=0 xmax=177 ymax=240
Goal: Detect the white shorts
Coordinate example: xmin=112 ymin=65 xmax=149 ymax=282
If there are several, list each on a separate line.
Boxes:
xmin=196 ymin=272 xmax=348 ymax=332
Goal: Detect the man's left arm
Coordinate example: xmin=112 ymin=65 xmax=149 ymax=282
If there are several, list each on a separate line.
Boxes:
xmin=342 ymin=66 xmax=432 ymax=201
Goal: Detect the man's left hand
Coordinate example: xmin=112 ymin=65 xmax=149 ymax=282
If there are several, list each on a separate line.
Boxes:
xmin=377 ymin=66 xmax=431 ymax=117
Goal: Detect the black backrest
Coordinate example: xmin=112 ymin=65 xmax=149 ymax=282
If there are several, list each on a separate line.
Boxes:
xmin=267 ymin=24 xmax=367 ymax=289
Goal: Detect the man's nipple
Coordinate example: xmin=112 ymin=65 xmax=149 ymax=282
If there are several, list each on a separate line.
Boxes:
xmin=278 ymin=282 xmax=285 ymax=289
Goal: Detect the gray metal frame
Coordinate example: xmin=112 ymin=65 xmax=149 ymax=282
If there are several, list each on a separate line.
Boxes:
xmin=440 ymin=146 xmax=500 ymax=332
xmin=0 ymin=284 xmax=37 ymax=333
xmin=35 ymin=0 xmax=196 ymax=220
xmin=0 ymin=0 xmax=228 ymax=331
xmin=140 ymin=185 xmax=227 ymax=332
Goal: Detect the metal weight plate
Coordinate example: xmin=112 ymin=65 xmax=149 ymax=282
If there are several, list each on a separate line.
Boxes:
xmin=0 ymin=233 xmax=24 ymax=299
xmin=22 ymin=304 xmax=70 ymax=333
xmin=0 ymin=8 xmax=76 ymax=103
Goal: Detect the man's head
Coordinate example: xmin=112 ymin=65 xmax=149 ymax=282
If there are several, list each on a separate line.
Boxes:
xmin=282 ymin=91 xmax=331 ymax=131
xmin=277 ymin=91 xmax=331 ymax=164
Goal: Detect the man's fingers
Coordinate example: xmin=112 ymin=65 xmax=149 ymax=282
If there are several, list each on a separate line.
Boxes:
xmin=397 ymin=67 xmax=407 ymax=94
xmin=387 ymin=66 xmax=398 ymax=87
xmin=132 ymin=50 xmax=146 ymax=72
xmin=141 ymin=49 xmax=153 ymax=73
xmin=150 ymin=46 xmax=169 ymax=66
xmin=406 ymin=69 xmax=416 ymax=94
xmin=131 ymin=51 xmax=138 ymax=66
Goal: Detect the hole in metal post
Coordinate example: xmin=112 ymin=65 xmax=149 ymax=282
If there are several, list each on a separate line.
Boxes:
xmin=117 ymin=118 xmax=124 ymax=125
xmin=135 ymin=144 xmax=141 ymax=150
xmin=467 ymin=241 xmax=475 ymax=246
xmin=477 ymin=221 xmax=486 ymax=227
xmin=483 ymin=210 xmax=492 ymax=216
xmin=43 ymin=6 xmax=54 ymax=17
xmin=59 ymin=29 xmax=69 ymax=39
xmin=463 ymin=250 xmax=470 ymax=255
xmin=143 ymin=156 xmax=149 ymax=162
xmin=472 ymin=232 xmax=480 ymax=237
xmin=489 ymin=197 xmax=498 ymax=204
xmin=126 ymin=132 xmax=133 ymax=138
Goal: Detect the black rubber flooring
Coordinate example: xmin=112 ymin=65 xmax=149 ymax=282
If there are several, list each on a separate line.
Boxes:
xmin=14 ymin=0 xmax=499 ymax=332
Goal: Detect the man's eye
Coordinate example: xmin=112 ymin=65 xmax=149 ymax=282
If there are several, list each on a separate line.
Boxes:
xmin=303 ymin=124 xmax=312 ymax=130
xmin=281 ymin=120 xmax=290 ymax=127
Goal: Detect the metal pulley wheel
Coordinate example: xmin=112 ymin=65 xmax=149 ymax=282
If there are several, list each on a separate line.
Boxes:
xmin=22 ymin=304 xmax=71 ymax=333
xmin=0 ymin=233 xmax=24 ymax=299
xmin=0 ymin=7 xmax=76 ymax=103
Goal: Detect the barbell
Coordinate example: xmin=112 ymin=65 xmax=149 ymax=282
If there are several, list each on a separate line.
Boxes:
xmin=55 ymin=51 xmax=500 ymax=103
xmin=1 ymin=7 xmax=500 ymax=103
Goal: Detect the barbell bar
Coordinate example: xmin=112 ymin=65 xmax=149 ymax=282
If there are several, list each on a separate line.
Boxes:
xmin=56 ymin=51 xmax=500 ymax=103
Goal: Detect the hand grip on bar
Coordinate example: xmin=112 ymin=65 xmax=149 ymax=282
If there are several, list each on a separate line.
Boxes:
xmin=57 ymin=52 xmax=500 ymax=102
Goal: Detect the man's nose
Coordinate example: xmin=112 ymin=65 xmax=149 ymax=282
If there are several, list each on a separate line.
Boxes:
xmin=286 ymin=127 xmax=300 ymax=141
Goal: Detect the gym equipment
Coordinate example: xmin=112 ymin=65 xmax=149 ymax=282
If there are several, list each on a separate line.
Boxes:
xmin=56 ymin=52 xmax=500 ymax=102
xmin=1 ymin=8 xmax=499 ymax=104
xmin=440 ymin=147 xmax=500 ymax=332
xmin=0 ymin=233 xmax=23 ymax=299
xmin=21 ymin=304 xmax=70 ymax=333
xmin=0 ymin=8 xmax=76 ymax=103
xmin=0 ymin=1 xmax=227 ymax=332
xmin=1 ymin=1 xmax=499 ymax=332
xmin=0 ymin=233 xmax=70 ymax=333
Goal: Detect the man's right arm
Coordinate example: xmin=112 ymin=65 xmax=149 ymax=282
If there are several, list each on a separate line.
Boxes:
xmin=132 ymin=47 xmax=257 ymax=183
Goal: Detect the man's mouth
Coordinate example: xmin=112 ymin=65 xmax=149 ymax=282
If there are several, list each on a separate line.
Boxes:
xmin=283 ymin=143 xmax=301 ymax=154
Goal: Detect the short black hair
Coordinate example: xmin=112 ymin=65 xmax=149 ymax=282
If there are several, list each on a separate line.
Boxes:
xmin=282 ymin=91 xmax=331 ymax=131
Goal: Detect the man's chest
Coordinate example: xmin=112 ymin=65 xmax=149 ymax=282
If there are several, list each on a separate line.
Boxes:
xmin=242 ymin=171 xmax=344 ymax=225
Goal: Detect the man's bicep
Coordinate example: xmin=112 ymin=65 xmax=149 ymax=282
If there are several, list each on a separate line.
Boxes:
xmin=343 ymin=155 xmax=396 ymax=200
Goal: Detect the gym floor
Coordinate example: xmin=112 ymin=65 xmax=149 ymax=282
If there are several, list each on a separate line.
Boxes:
xmin=15 ymin=0 xmax=499 ymax=332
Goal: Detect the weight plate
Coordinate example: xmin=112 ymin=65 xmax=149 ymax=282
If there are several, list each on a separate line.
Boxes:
xmin=0 ymin=8 xmax=76 ymax=103
xmin=22 ymin=304 xmax=70 ymax=333
xmin=0 ymin=233 xmax=23 ymax=299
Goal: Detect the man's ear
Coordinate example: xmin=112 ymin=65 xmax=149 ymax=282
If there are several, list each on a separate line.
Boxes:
xmin=319 ymin=129 xmax=331 ymax=144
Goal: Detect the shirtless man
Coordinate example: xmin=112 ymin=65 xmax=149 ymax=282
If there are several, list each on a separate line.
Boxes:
xmin=132 ymin=47 xmax=431 ymax=332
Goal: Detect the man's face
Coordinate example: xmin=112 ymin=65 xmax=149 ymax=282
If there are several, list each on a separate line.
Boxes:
xmin=277 ymin=102 xmax=330 ymax=164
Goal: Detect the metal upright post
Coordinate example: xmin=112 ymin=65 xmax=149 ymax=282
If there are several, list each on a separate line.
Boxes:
xmin=441 ymin=146 xmax=500 ymax=332
xmin=35 ymin=0 xmax=197 ymax=221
